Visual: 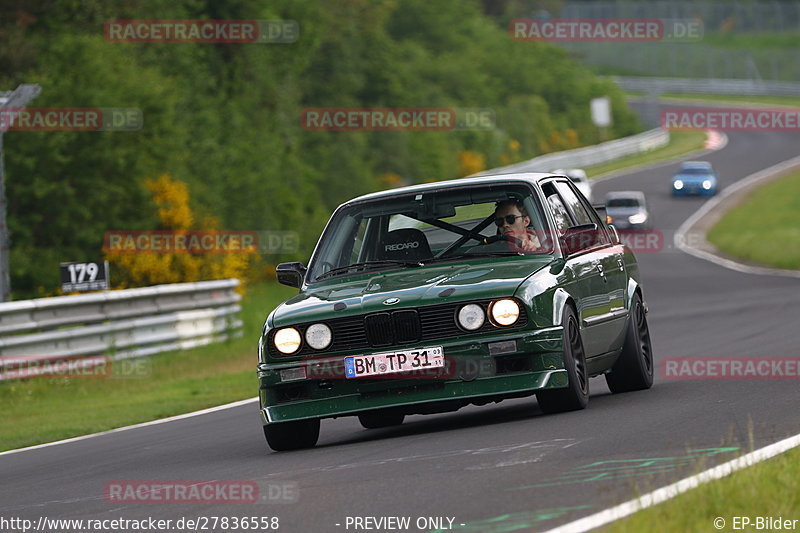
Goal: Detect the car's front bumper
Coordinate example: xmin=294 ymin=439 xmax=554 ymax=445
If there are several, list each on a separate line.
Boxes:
xmin=672 ymin=183 xmax=716 ymax=196
xmin=258 ymin=326 xmax=566 ymax=424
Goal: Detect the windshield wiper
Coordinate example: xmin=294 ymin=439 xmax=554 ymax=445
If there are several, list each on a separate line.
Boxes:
xmin=315 ymin=260 xmax=424 ymax=280
xmin=421 ymin=251 xmax=523 ymax=264
xmin=453 ymin=252 xmax=523 ymax=259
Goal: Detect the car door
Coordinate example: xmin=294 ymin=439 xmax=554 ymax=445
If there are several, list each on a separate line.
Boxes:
xmin=555 ymin=181 xmax=628 ymax=355
xmin=541 ymin=181 xmax=608 ymax=359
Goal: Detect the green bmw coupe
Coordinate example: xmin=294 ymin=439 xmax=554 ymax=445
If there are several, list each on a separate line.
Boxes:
xmin=258 ymin=173 xmax=653 ymax=451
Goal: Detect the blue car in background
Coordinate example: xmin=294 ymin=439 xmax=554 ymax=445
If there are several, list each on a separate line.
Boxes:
xmin=672 ymin=161 xmax=718 ymax=196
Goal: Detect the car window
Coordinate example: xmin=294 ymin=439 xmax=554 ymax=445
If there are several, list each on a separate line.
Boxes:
xmin=555 ymin=182 xmax=594 ymax=226
xmin=544 ymin=191 xmax=571 ymax=235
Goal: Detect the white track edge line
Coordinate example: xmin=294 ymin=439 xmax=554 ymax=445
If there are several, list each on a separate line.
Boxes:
xmin=541 ymin=431 xmax=800 ymax=533
xmin=0 ymin=397 xmax=258 ymax=457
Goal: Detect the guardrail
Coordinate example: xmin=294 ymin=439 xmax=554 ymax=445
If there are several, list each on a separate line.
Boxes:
xmin=475 ymin=128 xmax=668 ymax=176
xmin=613 ymin=76 xmax=800 ymax=97
xmin=0 ymin=279 xmax=242 ymax=380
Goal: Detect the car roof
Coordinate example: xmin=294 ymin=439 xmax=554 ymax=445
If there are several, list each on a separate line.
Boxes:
xmin=680 ymin=161 xmax=713 ymax=170
xmin=344 ymin=172 xmax=559 ymax=204
xmin=552 ymin=168 xmax=587 ymax=179
xmin=605 ymin=190 xmax=646 ymax=200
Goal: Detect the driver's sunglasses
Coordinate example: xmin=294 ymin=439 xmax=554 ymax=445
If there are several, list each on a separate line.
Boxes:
xmin=494 ymin=214 xmax=524 ymax=227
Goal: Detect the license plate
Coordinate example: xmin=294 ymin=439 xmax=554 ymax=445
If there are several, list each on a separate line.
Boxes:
xmin=344 ymin=346 xmax=444 ymax=378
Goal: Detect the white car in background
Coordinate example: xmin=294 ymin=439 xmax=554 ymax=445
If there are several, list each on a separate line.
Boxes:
xmin=552 ymin=168 xmax=592 ymax=203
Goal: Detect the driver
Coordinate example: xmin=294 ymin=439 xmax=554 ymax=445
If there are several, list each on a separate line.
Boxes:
xmin=494 ymin=199 xmax=542 ymax=253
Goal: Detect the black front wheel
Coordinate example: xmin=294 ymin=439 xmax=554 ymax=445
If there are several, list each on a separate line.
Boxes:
xmin=605 ymin=293 xmax=654 ymax=393
xmin=263 ymin=419 xmax=320 ymax=451
xmin=536 ymin=305 xmax=589 ymax=414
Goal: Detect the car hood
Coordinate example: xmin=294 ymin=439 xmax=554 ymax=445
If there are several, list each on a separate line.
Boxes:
xmin=270 ymin=257 xmax=553 ymax=327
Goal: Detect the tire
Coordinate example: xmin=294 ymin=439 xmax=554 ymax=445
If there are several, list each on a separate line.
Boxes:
xmin=263 ymin=419 xmax=320 ymax=451
xmin=605 ymin=293 xmax=654 ymax=393
xmin=358 ymin=411 xmax=405 ymax=429
xmin=536 ymin=305 xmax=589 ymax=414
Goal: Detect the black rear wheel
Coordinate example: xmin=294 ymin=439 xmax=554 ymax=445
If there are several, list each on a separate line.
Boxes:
xmin=536 ymin=305 xmax=589 ymax=414
xmin=605 ymin=293 xmax=654 ymax=393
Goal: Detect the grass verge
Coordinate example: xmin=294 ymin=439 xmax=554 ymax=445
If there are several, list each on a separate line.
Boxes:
xmin=707 ymin=170 xmax=800 ymax=270
xmin=603 ymin=445 xmax=800 ymax=532
xmin=0 ymin=281 xmax=297 ymax=452
xmin=584 ymin=131 xmax=707 ymax=178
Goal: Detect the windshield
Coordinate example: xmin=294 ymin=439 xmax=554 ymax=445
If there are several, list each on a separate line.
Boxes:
xmin=679 ymin=167 xmax=712 ymax=175
xmin=308 ymin=183 xmax=552 ymax=281
xmin=606 ymin=198 xmax=643 ymax=208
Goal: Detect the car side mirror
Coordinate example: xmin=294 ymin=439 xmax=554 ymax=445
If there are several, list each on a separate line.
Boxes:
xmin=560 ymin=223 xmax=602 ymax=256
xmin=276 ymin=262 xmax=306 ymax=288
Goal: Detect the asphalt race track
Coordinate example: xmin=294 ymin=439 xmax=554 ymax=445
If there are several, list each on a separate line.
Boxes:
xmin=2 ymin=124 xmax=800 ymax=533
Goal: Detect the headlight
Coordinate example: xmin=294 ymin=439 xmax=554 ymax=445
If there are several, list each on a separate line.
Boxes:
xmin=673 ymin=180 xmax=684 ymax=190
xmin=274 ymin=327 xmax=301 ymax=354
xmin=702 ymin=179 xmax=712 ymax=189
xmin=628 ymin=213 xmax=648 ymax=224
xmin=491 ymin=299 xmax=520 ymax=326
xmin=305 ymin=323 xmax=332 ymax=350
xmin=458 ymin=304 xmax=485 ymax=331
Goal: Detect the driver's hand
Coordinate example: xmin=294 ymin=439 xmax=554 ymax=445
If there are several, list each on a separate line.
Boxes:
xmin=506 ymin=230 xmax=541 ymax=253
xmin=522 ymin=233 xmax=541 ymax=252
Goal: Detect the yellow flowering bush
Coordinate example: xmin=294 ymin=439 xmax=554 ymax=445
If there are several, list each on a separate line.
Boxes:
xmin=106 ymin=174 xmax=252 ymax=293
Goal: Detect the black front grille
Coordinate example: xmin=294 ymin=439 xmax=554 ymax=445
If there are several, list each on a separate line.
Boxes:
xmin=365 ymin=313 xmax=393 ymax=346
xmin=267 ymin=299 xmax=527 ymax=358
xmin=392 ymin=309 xmax=421 ymax=344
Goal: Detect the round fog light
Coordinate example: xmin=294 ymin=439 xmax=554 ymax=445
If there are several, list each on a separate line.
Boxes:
xmin=305 ymin=323 xmax=332 ymax=350
xmin=458 ymin=304 xmax=485 ymax=331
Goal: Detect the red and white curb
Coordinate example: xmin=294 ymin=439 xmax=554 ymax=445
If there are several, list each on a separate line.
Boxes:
xmin=703 ymin=129 xmax=727 ymax=150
